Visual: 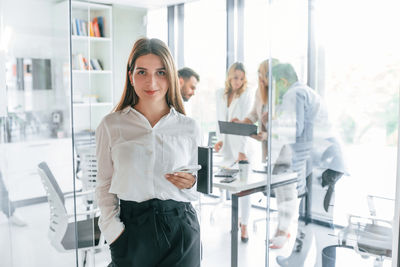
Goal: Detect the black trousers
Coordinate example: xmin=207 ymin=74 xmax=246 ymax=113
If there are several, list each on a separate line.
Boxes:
xmin=109 ymin=198 xmax=201 ymax=267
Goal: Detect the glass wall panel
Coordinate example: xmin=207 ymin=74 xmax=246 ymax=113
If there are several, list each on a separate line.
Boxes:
xmin=268 ymin=0 xmax=399 ymax=267
xmin=0 ymin=0 xmax=74 ymax=266
xmin=183 ymin=0 xmax=226 ymax=134
xmin=146 ymin=7 xmax=168 ymax=44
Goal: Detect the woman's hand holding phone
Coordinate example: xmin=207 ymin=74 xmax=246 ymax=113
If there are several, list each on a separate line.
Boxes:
xmin=165 ymin=165 xmax=201 ymax=189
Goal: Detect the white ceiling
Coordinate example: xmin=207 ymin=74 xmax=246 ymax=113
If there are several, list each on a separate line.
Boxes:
xmin=93 ymin=0 xmax=197 ymax=9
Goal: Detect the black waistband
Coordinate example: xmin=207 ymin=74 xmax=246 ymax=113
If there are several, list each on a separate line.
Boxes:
xmin=120 ymin=198 xmax=191 ymax=221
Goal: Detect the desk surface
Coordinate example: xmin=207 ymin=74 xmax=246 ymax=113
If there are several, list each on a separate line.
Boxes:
xmin=213 ymin=171 xmax=297 ymax=192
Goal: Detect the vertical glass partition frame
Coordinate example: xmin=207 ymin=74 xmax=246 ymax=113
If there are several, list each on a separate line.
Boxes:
xmin=70 ymin=1 xmax=113 ymax=266
xmin=266 ymin=0 xmax=309 ymax=266
xmin=0 ymin=0 xmax=75 ymax=266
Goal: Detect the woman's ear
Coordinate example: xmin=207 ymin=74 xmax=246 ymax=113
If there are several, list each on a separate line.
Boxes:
xmin=129 ymin=71 xmax=133 ymax=86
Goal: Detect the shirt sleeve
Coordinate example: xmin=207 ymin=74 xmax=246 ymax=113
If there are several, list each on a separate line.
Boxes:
xmin=95 ymin=118 xmax=124 ymax=244
xmin=181 ymin=121 xmax=202 ymax=198
xmin=237 ymin=90 xmax=254 ymax=155
xmin=247 ymin=90 xmax=259 ymax=124
xmin=215 ymin=89 xmax=224 ymax=141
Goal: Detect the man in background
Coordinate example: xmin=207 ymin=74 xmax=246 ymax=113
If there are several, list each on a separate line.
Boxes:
xmin=178 ymin=67 xmax=200 ymax=102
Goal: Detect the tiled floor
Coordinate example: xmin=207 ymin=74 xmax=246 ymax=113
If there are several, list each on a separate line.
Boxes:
xmin=0 ymin=194 xmax=393 ymax=267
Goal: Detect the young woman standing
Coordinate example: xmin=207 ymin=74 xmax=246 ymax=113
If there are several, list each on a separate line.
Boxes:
xmin=96 ymin=38 xmax=201 ymax=267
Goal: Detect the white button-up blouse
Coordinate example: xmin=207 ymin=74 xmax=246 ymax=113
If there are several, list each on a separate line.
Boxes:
xmin=95 ymin=106 xmax=201 ymax=243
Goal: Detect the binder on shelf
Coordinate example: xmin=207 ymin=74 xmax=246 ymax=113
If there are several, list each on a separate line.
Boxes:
xmin=197 ymin=146 xmax=213 ymax=194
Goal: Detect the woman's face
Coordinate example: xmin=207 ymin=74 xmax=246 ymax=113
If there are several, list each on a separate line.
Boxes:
xmin=130 ymin=53 xmax=169 ymax=104
xmin=230 ymin=70 xmax=245 ymax=91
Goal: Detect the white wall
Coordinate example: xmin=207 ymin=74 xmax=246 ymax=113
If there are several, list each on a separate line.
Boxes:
xmin=112 ymin=5 xmax=147 ymax=105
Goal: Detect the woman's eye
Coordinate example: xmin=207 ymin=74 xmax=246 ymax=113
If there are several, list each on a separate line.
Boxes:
xmin=157 ymin=70 xmax=166 ymax=76
xmin=137 ymin=70 xmax=145 ymax=75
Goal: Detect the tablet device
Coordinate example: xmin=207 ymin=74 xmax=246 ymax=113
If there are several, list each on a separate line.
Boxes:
xmin=218 ymin=121 xmax=257 ymax=136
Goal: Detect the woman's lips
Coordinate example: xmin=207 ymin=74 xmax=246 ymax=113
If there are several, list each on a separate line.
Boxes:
xmin=144 ymin=90 xmax=158 ymax=95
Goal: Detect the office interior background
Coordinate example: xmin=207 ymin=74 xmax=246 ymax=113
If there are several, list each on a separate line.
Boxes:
xmin=0 ymin=0 xmax=399 ymax=266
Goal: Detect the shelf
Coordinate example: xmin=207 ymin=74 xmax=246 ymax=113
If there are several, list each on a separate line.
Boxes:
xmin=72 ymin=35 xmax=111 ymax=42
xmin=73 ymin=102 xmax=113 ymax=107
xmin=70 ymin=0 xmax=113 ymax=132
xmin=72 ymin=70 xmax=112 ymax=74
xmin=72 ymin=1 xmax=111 ymax=10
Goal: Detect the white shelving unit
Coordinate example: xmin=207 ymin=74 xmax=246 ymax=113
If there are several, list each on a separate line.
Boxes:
xmin=71 ymin=1 xmax=113 ymax=132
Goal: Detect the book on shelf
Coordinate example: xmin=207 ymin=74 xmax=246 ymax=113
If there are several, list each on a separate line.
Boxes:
xmin=89 ymin=21 xmax=94 ymax=37
xmin=80 ymin=20 xmax=87 ymax=36
xmin=76 ymin=54 xmax=86 ymax=70
xmin=73 ymin=54 xmax=104 ymax=71
xmin=92 ymin=17 xmax=101 ymax=37
xmin=97 ymin=16 xmax=104 ymax=37
xmin=72 ymin=16 xmax=105 ymax=38
xmin=71 ymin=20 xmax=77 ymax=36
xmin=75 ymin=18 xmax=81 ymax=36
xmin=90 ymin=59 xmax=103 ymax=71
xmin=96 ymin=59 xmax=104 ymax=70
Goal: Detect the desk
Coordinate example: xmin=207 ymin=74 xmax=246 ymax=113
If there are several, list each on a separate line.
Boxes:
xmin=213 ymin=171 xmax=297 ymax=267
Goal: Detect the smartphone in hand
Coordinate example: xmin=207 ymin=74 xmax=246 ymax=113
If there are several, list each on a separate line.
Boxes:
xmin=171 ymin=165 xmax=202 ymax=174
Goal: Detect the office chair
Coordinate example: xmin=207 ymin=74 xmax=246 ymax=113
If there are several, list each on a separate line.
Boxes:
xmin=74 ymin=131 xmax=97 ymax=205
xmin=338 ymin=195 xmax=393 ymax=267
xmin=78 ymin=147 xmax=98 ymax=205
xmin=37 ymin=162 xmax=103 ymax=266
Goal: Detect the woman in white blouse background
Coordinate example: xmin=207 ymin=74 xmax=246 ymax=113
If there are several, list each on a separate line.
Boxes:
xmin=96 ymin=37 xmax=201 ymax=267
xmin=214 ymin=62 xmax=253 ymax=242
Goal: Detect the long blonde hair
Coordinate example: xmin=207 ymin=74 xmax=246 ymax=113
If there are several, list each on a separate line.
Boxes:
xmin=258 ymin=58 xmax=279 ymax=105
xmin=114 ymin=37 xmax=185 ymax=114
xmin=224 ymin=62 xmax=247 ymax=97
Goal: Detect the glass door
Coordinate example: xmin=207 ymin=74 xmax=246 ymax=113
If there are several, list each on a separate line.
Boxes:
xmin=0 ymin=0 xmax=75 ymax=266
xmin=268 ymin=0 xmax=400 ymax=266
